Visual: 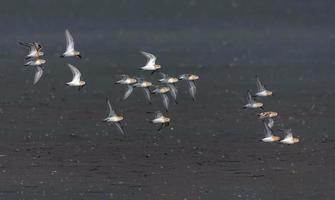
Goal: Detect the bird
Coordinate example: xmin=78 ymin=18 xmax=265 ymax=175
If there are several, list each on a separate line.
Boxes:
xmin=60 ymin=29 xmax=81 ymax=59
xmin=133 ymin=78 xmax=153 ymax=104
xmin=159 ymin=73 xmax=178 ymax=104
xmin=103 ymin=98 xmax=126 ymax=135
xmin=140 ymin=51 xmax=161 ymax=74
xmin=243 ymin=91 xmax=264 ymax=110
xmin=65 ymin=64 xmax=86 ymax=90
xmin=152 ymin=86 xmax=170 ymax=112
xmin=179 ymin=74 xmax=199 ymax=101
xmin=254 ymin=76 xmax=272 ymax=97
xmin=115 ymin=75 xmax=138 ymax=100
xmin=258 ymin=111 xmax=278 ymax=119
xmin=261 ymin=118 xmax=280 ymax=143
xmin=115 ymin=75 xmax=137 ymax=85
xmin=158 ymin=72 xmax=179 ymax=84
xmin=150 ymin=111 xmax=171 ymax=131
xmin=19 ymin=42 xmax=44 ymax=59
xmin=24 ymin=58 xmax=46 ymax=67
xmin=280 ymin=129 xmax=299 ymax=144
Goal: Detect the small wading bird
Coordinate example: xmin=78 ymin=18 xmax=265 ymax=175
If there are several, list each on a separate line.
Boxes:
xmin=133 ymin=78 xmax=153 ymax=104
xmin=159 ymin=73 xmax=178 ymax=104
xmin=24 ymin=58 xmax=46 ymax=85
xmin=179 ymin=74 xmax=199 ymax=102
xmin=115 ymin=75 xmax=137 ymax=100
xmin=261 ymin=118 xmax=280 ymax=143
xmin=19 ymin=42 xmax=44 ymax=59
xmin=280 ymin=129 xmax=299 ymax=144
xmin=61 ymin=29 xmax=81 ymax=59
xmin=258 ymin=111 xmax=278 ymax=119
xmin=65 ymin=64 xmax=86 ymax=90
xmin=152 ymin=86 xmax=170 ymax=112
xmin=150 ymin=111 xmax=171 ymax=131
xmin=103 ymin=98 xmax=126 ymax=135
xmin=140 ymin=51 xmax=161 ymax=74
xmin=243 ymin=91 xmax=264 ymax=110
xmin=254 ymin=76 xmax=273 ymax=97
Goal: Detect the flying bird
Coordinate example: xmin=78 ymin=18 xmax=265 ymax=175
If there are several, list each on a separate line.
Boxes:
xmin=179 ymin=74 xmax=199 ymax=102
xmin=258 ymin=111 xmax=278 ymax=119
xmin=152 ymin=86 xmax=170 ymax=112
xmin=65 ymin=64 xmax=86 ymax=90
xmin=61 ymin=29 xmax=81 ymax=59
xmin=254 ymin=76 xmax=273 ymax=97
xmin=19 ymin=42 xmax=44 ymax=59
xmin=243 ymin=91 xmax=263 ymax=110
xmin=24 ymin=58 xmax=46 ymax=85
xmin=280 ymin=129 xmax=299 ymax=144
xmin=261 ymin=118 xmax=280 ymax=143
xmin=24 ymin=58 xmax=46 ymax=67
xmin=159 ymin=73 xmax=178 ymax=104
xmin=150 ymin=111 xmax=171 ymax=132
xmin=103 ymin=98 xmax=126 ymax=135
xmin=140 ymin=51 xmax=161 ymax=74
xmin=133 ymin=78 xmax=153 ymax=104
xmin=115 ymin=75 xmax=137 ymax=100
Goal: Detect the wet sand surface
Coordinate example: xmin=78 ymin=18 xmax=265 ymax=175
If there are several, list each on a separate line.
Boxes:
xmin=1 ymin=0 xmax=335 ymax=199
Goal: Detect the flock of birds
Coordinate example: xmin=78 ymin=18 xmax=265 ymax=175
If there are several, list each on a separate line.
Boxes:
xmin=243 ymin=77 xmax=300 ymax=144
xmin=19 ymin=29 xmax=300 ymax=144
xmin=19 ymin=29 xmax=200 ymax=134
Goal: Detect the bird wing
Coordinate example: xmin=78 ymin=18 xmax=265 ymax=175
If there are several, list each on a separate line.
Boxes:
xmin=155 ymin=111 xmax=163 ymax=119
xmin=143 ymin=88 xmax=152 ymax=103
xmin=123 ymin=85 xmax=134 ymax=100
xmin=65 ymin=29 xmax=75 ymax=52
xmin=168 ymin=83 xmax=178 ymax=101
xmin=68 ymin=64 xmax=81 ymax=82
xmin=256 ymin=76 xmax=265 ymax=92
xmin=161 ymin=93 xmax=169 ymax=111
xmin=106 ymin=98 xmax=116 ymax=117
xmin=188 ymin=81 xmax=197 ymax=101
xmin=160 ymin=72 xmax=168 ymax=79
xmin=263 ymin=120 xmax=273 ymax=137
xmin=267 ymin=118 xmax=274 ymax=128
xmin=33 ymin=66 xmax=43 ymax=85
xmin=141 ymin=51 xmax=156 ymax=66
xmin=247 ymin=91 xmax=255 ymax=104
xmin=114 ymin=122 xmax=125 ymax=135
xmin=284 ymin=129 xmax=293 ymax=139
xmin=19 ymin=42 xmax=37 ymax=55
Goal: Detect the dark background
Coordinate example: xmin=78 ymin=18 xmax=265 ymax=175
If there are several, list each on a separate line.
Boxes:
xmin=0 ymin=1 xmax=335 ymax=199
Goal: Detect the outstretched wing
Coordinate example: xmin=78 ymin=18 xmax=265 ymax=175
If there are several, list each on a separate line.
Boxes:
xmin=168 ymin=83 xmax=178 ymax=101
xmin=114 ymin=122 xmax=125 ymax=135
xmin=247 ymin=91 xmax=255 ymax=104
xmin=266 ymin=118 xmax=274 ymax=128
xmin=143 ymin=88 xmax=152 ymax=103
xmin=106 ymin=98 xmax=116 ymax=117
xmin=256 ymin=76 xmax=265 ymax=92
xmin=188 ymin=81 xmax=197 ymax=101
xmin=160 ymin=72 xmax=168 ymax=79
xmin=161 ymin=93 xmax=169 ymax=111
xmin=65 ymin=29 xmax=75 ymax=52
xmin=19 ymin=42 xmax=37 ymax=56
xmin=68 ymin=64 xmax=81 ymax=82
xmin=155 ymin=111 xmax=163 ymax=119
xmin=263 ymin=120 xmax=273 ymax=137
xmin=284 ymin=129 xmax=293 ymax=139
xmin=123 ymin=85 xmax=134 ymax=100
xmin=141 ymin=51 xmax=156 ymax=66
xmin=33 ymin=66 xmax=43 ymax=85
